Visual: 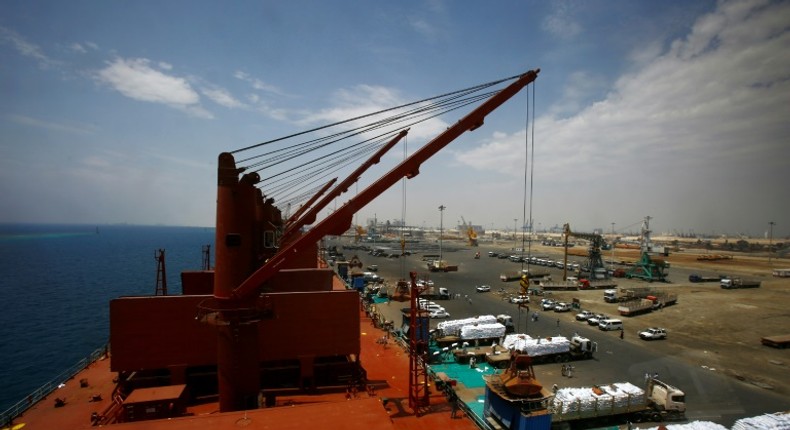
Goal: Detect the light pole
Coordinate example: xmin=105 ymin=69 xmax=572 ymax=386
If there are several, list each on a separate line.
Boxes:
xmin=769 ymin=221 xmax=775 ymax=264
xmin=514 ymin=218 xmax=518 ymax=250
xmin=611 ymin=222 xmax=616 ymax=270
xmin=439 ymin=205 xmax=445 ymax=262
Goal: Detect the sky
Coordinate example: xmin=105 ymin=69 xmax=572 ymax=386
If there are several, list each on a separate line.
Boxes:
xmin=1 ymin=0 xmax=788 ymax=239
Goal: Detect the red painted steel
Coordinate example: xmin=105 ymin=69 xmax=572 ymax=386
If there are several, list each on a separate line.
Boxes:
xmin=232 ymin=69 xmax=540 ymax=302
xmin=280 ymin=130 xmax=408 ymax=242
xmin=282 ymin=177 xmax=337 ymax=229
xmin=110 ymin=291 xmax=359 ymax=372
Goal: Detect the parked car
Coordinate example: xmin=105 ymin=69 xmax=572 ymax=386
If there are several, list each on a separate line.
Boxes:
xmin=587 ymin=313 xmax=608 ymax=326
xmin=553 ymin=302 xmax=572 ymax=312
xmin=476 ymin=285 xmax=491 ymax=292
xmin=429 ymin=309 xmax=450 ymax=319
xmin=510 ymin=295 xmax=530 ymax=304
xmin=575 ymin=310 xmax=594 ymax=321
xmin=541 ymin=299 xmax=556 ymax=311
xmin=639 ymin=327 xmax=668 ymax=340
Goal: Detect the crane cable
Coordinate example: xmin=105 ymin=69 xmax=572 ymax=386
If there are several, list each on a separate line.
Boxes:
xmin=228 ymin=73 xmax=522 ymax=155
xmin=522 ymin=81 xmax=537 ymax=278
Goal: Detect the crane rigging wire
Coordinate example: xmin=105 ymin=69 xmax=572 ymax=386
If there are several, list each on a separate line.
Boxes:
xmin=241 ymin=89 xmax=494 ymax=174
xmin=264 ymin=140 xmax=384 ymax=194
xmin=247 ymin=91 xmax=495 ymax=200
xmin=266 ymin=142 xmax=384 ymax=201
xmin=236 ymin=86 xmax=493 ymax=167
xmin=228 ymin=73 xmax=522 ymax=155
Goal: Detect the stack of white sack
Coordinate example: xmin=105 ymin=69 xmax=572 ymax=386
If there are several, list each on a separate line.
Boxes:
xmin=732 ymin=411 xmax=790 ymax=429
xmin=552 ymin=383 xmax=644 ymax=415
xmin=437 ymin=315 xmax=497 ymax=337
xmin=502 ymin=334 xmax=569 ymax=356
xmin=459 ymin=323 xmax=506 ymax=340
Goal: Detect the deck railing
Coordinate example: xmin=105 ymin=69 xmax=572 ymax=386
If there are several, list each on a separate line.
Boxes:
xmin=0 ymin=344 xmax=108 ymax=426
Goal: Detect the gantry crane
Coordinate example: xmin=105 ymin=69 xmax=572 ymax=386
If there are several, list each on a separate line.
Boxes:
xmin=625 ymin=216 xmax=669 ymax=282
xmin=562 ymin=223 xmax=608 ymax=281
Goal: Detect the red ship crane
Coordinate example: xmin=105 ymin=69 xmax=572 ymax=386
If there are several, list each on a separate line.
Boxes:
xmin=209 ymin=69 xmax=540 ymax=412
xmin=282 ymin=177 xmax=337 ymax=232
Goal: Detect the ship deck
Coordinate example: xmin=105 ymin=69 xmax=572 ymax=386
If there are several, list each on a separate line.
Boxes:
xmin=8 ymin=281 xmax=479 ymax=429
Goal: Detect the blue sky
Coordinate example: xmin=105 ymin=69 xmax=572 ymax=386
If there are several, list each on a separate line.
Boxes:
xmin=1 ymin=0 xmax=788 ymax=238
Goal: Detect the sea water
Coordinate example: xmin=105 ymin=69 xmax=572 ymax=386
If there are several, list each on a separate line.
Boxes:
xmin=0 ymin=224 xmax=215 ymax=413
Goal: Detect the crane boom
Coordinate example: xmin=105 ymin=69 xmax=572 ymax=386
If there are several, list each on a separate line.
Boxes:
xmin=283 ymin=178 xmax=338 ymax=228
xmin=232 ymin=69 xmax=540 ymax=300
xmin=280 ymin=130 xmax=408 ymax=243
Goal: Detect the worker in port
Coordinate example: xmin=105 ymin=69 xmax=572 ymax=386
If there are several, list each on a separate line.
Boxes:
xmin=620 ymin=330 xmax=624 ymax=340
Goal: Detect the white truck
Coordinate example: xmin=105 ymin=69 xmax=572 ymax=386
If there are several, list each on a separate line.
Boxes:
xmin=549 ymin=377 xmax=686 ymax=427
xmin=433 ymin=315 xmax=506 ymax=346
xmin=493 ymin=334 xmax=597 ymax=365
xmin=720 ymin=277 xmax=761 ymax=289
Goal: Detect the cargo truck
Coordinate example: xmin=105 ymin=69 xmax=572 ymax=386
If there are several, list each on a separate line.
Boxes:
xmin=487 ymin=334 xmax=596 ymax=367
xmin=428 ymin=260 xmax=459 ymax=272
xmin=548 ymin=377 xmax=686 ymax=427
xmin=617 ymin=293 xmax=678 ymax=316
xmin=720 ymin=277 xmax=761 ymax=289
xmin=483 ymin=353 xmax=687 ymax=430
xmin=688 ymin=274 xmax=722 ymax=283
xmin=433 ymin=315 xmax=506 ymax=346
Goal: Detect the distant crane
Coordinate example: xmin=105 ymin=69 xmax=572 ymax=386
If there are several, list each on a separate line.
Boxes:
xmin=461 ymin=216 xmax=478 ymax=246
xmin=562 ymin=224 xmax=608 ymax=281
xmin=625 ymin=216 xmax=669 ymax=282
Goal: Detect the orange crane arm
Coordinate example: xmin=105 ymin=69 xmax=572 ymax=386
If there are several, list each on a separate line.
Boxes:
xmin=283 ymin=178 xmax=338 ymax=228
xmin=232 ymin=69 xmax=540 ymax=300
xmin=280 ymin=130 xmax=408 ymax=242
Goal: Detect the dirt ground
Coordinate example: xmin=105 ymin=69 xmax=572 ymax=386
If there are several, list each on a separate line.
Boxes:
xmin=537 ymin=246 xmax=790 ymax=396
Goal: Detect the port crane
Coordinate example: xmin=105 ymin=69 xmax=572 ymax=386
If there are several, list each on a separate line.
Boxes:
xmin=206 ymin=70 xmax=541 ymax=412
xmin=562 ymin=223 xmax=608 ymax=281
xmin=625 ymin=216 xmax=669 ymax=282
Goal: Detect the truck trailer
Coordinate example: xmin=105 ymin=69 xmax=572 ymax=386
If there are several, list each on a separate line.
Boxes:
xmin=548 ymin=377 xmax=686 ymax=426
xmin=617 ymin=293 xmax=678 ymax=316
xmin=720 ymin=277 xmax=761 ymax=289
xmin=488 ymin=334 xmax=597 ymax=367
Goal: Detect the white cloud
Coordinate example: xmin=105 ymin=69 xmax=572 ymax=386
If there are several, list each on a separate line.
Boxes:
xmin=158 ymin=61 xmax=173 ymax=70
xmin=459 ymin=0 xmax=789 ymax=174
xmin=5 ymin=114 xmax=98 ymax=135
xmin=70 ymin=43 xmax=87 ymax=54
xmin=233 ymin=70 xmax=286 ymax=96
xmin=542 ymin=1 xmax=582 ymax=40
xmin=297 ymin=84 xmax=448 ymax=141
xmin=95 ymin=57 xmax=213 ymax=118
xmin=0 ymin=26 xmax=59 ymax=68
xmin=202 ymin=86 xmax=245 ymax=109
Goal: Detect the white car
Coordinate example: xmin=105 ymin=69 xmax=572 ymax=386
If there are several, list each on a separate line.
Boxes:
xmin=587 ymin=314 xmax=608 ymax=326
xmin=429 ymin=309 xmax=450 ymax=319
xmin=541 ymin=299 xmax=556 ymax=311
xmin=476 ymin=285 xmax=491 ymax=292
xmin=553 ymin=302 xmax=572 ymax=312
xmin=575 ymin=310 xmax=594 ymax=321
xmin=639 ymin=327 xmax=668 ymax=340
xmin=510 ymin=295 xmax=530 ymax=304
